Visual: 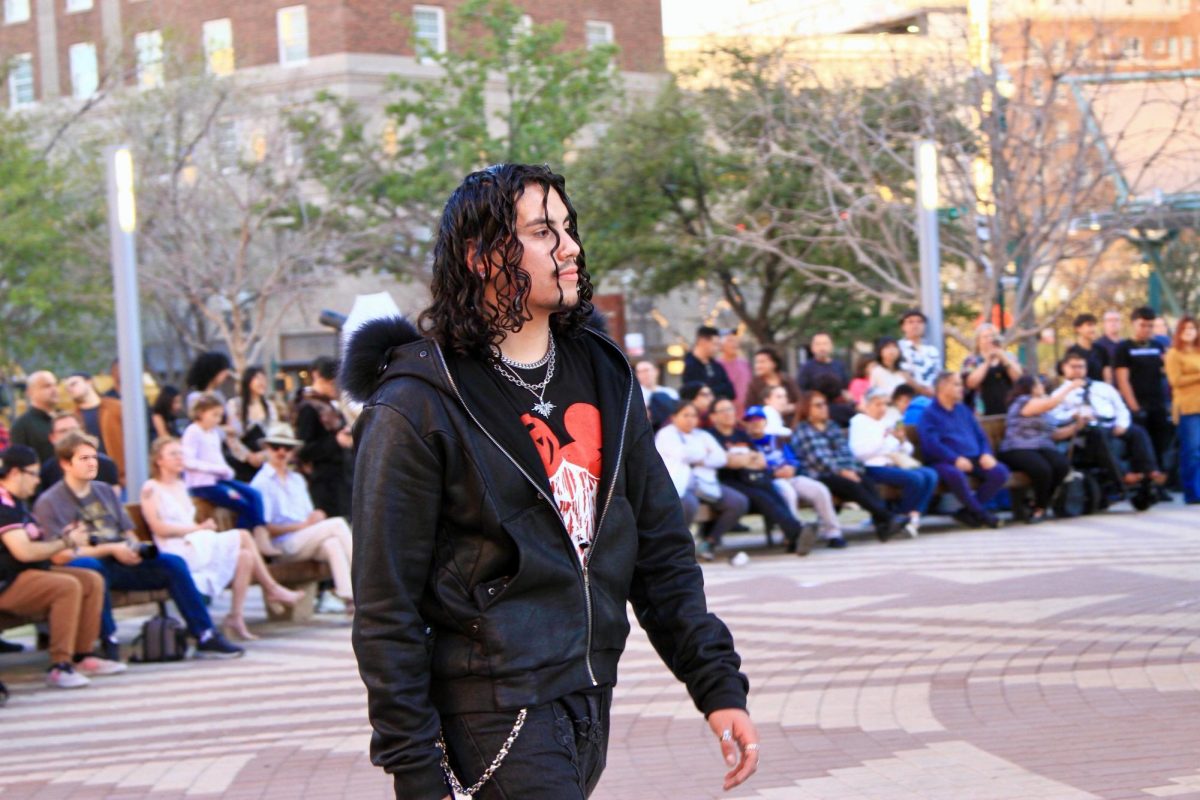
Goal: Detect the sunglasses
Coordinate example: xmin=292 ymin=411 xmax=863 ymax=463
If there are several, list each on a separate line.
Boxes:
xmin=266 ymin=443 xmax=296 ymax=452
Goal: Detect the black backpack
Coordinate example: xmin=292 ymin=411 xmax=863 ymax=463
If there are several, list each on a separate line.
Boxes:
xmin=130 ymin=614 xmax=189 ymax=663
xmin=1052 ymin=469 xmax=1102 ymax=518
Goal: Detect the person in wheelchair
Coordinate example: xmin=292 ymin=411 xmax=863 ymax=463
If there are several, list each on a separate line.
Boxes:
xmin=1050 ymin=352 xmax=1166 ymax=509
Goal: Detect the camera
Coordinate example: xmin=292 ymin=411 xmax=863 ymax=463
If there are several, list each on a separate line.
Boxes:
xmin=137 ymin=542 xmax=159 ymax=560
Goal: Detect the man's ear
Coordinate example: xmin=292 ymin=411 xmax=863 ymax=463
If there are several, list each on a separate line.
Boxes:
xmin=465 ymin=240 xmax=488 ymax=278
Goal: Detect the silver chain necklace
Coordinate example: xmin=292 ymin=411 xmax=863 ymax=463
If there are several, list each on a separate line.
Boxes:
xmin=492 ymin=335 xmax=557 ymax=417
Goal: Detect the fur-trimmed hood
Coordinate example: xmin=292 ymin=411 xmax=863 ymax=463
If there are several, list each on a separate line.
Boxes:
xmin=340 ymin=316 xmax=436 ymax=403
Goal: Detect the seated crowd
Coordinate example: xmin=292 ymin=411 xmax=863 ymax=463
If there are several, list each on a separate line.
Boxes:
xmin=0 ymin=354 xmax=355 ymax=704
xmin=646 ymin=307 xmax=1200 ymax=561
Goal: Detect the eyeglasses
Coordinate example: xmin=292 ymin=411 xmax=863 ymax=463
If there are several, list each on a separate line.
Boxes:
xmin=22 ymin=468 xmax=40 ymax=477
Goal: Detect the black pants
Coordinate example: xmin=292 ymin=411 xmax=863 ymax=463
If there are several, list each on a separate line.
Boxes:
xmin=998 ymin=448 xmax=1069 ymax=509
xmin=1135 ymin=406 xmax=1175 ymax=474
xmin=1083 ymin=425 xmax=1157 ymax=475
xmin=441 ymin=688 xmax=611 ymax=799
xmin=819 ymin=473 xmax=891 ymax=523
xmin=723 ymin=480 xmax=804 ymax=543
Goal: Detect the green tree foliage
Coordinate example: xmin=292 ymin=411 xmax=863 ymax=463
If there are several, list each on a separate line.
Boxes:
xmin=0 ymin=115 xmax=111 ymax=372
xmin=291 ymin=0 xmax=621 ymax=277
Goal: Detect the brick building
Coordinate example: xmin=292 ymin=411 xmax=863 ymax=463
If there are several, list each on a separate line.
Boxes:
xmin=1 ymin=0 xmax=665 ymax=373
xmin=2 ymin=0 xmax=664 ymax=107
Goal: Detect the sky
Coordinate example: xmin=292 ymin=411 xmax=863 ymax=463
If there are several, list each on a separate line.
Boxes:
xmin=658 ymin=0 xmax=862 ymax=38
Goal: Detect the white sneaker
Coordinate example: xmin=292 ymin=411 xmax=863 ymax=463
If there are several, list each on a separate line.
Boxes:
xmin=904 ymin=518 xmax=920 ymax=538
xmin=46 ymin=664 xmax=90 ymax=689
xmin=75 ymin=655 xmax=128 ymax=677
xmin=728 ymin=551 xmax=751 ymax=567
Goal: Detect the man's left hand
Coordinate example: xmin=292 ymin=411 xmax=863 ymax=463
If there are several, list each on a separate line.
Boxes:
xmin=979 ymin=454 xmax=997 ymax=470
xmin=707 ymin=708 xmax=759 ymax=791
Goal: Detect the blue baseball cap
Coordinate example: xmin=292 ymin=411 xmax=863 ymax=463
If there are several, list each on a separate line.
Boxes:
xmin=743 ymin=405 xmax=767 ymax=421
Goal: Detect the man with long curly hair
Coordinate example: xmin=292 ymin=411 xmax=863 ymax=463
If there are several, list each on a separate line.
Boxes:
xmin=342 ymin=164 xmax=757 ymax=800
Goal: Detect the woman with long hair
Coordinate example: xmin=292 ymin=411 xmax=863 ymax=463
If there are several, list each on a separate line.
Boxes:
xmin=791 ymin=390 xmax=908 ymax=541
xmin=868 ymin=337 xmax=913 ymax=396
xmin=1165 ymin=316 xmax=1200 ymax=503
xmin=225 ymin=367 xmax=277 ymax=483
xmin=141 ymin=437 xmax=302 ymax=639
xmin=746 ymin=347 xmax=802 ymax=427
xmin=996 ymin=373 xmax=1085 ymax=521
xmin=151 ymin=386 xmax=184 ymax=440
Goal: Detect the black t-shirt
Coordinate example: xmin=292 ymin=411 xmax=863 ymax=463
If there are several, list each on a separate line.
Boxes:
xmin=1115 ymin=338 xmax=1167 ymax=409
xmin=471 ymin=335 xmax=603 ymax=562
xmin=707 ymin=427 xmax=771 ymax=487
xmin=0 ymin=499 xmax=49 ymax=588
xmin=682 ymin=354 xmax=736 ymax=400
xmin=79 ymin=406 xmax=105 ymax=453
xmin=1066 ymin=343 xmax=1109 ymax=383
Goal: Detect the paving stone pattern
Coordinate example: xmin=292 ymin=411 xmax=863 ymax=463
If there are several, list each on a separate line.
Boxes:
xmin=1 ymin=504 xmax=1198 ymax=799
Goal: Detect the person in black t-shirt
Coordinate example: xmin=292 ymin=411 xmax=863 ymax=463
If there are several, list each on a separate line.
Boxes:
xmin=1115 ymin=306 xmax=1175 ymax=475
xmin=705 ymin=398 xmax=809 ymax=551
xmin=0 ymin=445 xmax=121 ymax=690
xmin=1065 ymin=313 xmax=1112 ymax=384
xmin=682 ymin=326 xmax=736 ymax=400
xmin=962 ymin=324 xmax=1022 ymax=415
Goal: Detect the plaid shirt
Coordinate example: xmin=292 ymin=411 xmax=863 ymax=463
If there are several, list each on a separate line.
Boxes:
xmin=790 ymin=421 xmax=862 ymax=476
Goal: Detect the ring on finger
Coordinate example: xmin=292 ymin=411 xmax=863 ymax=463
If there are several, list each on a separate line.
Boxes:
xmin=720 ymin=729 xmax=733 ymax=742
xmin=744 ymin=743 xmax=760 ymax=752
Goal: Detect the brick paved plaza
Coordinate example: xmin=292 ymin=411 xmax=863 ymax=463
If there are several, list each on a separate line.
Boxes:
xmin=1 ymin=503 xmax=1199 ymax=799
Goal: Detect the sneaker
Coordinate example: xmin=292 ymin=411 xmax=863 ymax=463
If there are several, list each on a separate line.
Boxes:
xmin=825 ymin=536 xmax=848 ymax=549
xmin=195 ymin=631 xmax=245 ymax=659
xmin=794 ymin=524 xmax=819 ymax=557
xmin=728 ymin=550 xmax=751 ymax=567
xmin=75 ymin=655 xmax=128 ymax=677
xmin=979 ymin=512 xmax=1002 ymax=529
xmin=904 ymin=518 xmax=920 ymax=538
xmin=46 ymin=663 xmax=90 ymax=689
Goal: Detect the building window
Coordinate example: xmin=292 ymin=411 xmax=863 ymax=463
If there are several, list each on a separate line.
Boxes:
xmin=1169 ymin=37 xmax=1179 ymax=58
xmin=135 ymin=30 xmax=163 ymax=89
xmin=4 ymin=0 xmax=30 ymax=24
xmin=214 ymin=120 xmax=240 ymax=170
xmin=1153 ymin=38 xmax=1167 ymax=55
xmin=8 ymin=52 xmax=33 ymax=108
xmin=277 ymin=5 xmax=309 ymax=66
xmin=1122 ymin=37 xmax=1142 ymax=58
xmin=1184 ymin=36 xmax=1195 ymax=61
xmin=585 ymin=20 xmax=614 ymax=50
xmin=65 ymin=0 xmax=91 ymax=11
xmin=413 ymin=5 xmax=446 ymax=60
xmin=203 ymin=18 xmax=235 ymax=77
xmin=69 ymin=42 xmax=98 ymax=99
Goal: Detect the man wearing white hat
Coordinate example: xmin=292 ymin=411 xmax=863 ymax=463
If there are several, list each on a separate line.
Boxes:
xmin=250 ymin=423 xmax=354 ymax=614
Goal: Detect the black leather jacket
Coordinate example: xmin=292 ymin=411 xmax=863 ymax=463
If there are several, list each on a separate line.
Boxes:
xmin=343 ymin=318 xmax=748 ymax=800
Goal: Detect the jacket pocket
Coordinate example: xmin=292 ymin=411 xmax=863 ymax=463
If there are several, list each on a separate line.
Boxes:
xmin=472 ymin=574 xmax=512 ymax=611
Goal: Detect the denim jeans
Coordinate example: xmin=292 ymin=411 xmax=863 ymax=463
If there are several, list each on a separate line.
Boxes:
xmin=190 ymin=480 xmax=266 ymax=530
xmin=1178 ymin=413 xmax=1200 ymax=503
xmin=440 ymin=688 xmax=611 ymax=799
xmin=864 ymin=465 xmax=939 ymax=514
xmin=67 ymin=553 xmax=215 ymax=640
xmin=931 ymin=459 xmax=1010 ymax=516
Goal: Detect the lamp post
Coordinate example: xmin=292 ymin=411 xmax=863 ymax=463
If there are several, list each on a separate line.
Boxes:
xmin=915 ymin=140 xmax=944 ymax=358
xmin=105 ymin=145 xmax=149 ymax=497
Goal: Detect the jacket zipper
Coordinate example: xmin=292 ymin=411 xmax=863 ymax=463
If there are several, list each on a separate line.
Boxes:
xmin=433 ymin=343 xmax=598 ymax=683
xmin=581 ymin=330 xmax=635 ymax=685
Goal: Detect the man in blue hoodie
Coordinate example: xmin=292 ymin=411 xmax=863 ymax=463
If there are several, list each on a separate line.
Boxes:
xmin=916 ymin=372 xmax=1009 ymax=528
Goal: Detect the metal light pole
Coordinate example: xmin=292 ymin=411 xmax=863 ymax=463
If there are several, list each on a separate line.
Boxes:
xmin=105 ymin=145 xmax=149 ymax=497
xmin=915 ymin=140 xmax=944 ymax=359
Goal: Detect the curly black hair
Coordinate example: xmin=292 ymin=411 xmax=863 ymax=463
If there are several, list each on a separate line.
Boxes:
xmin=185 ymin=351 xmax=232 ymax=392
xmin=419 ymin=163 xmax=595 ymax=359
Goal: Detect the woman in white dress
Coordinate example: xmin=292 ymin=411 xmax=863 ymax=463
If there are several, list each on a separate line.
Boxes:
xmin=140 ymin=437 xmax=303 ymax=640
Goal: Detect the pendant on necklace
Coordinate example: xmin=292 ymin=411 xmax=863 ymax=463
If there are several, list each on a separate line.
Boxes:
xmin=532 ymin=400 xmax=555 ymax=417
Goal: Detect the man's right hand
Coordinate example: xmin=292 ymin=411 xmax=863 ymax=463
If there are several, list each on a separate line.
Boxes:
xmin=63 ymin=525 xmax=90 ymax=551
xmin=955 ymin=456 xmax=973 ymax=473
